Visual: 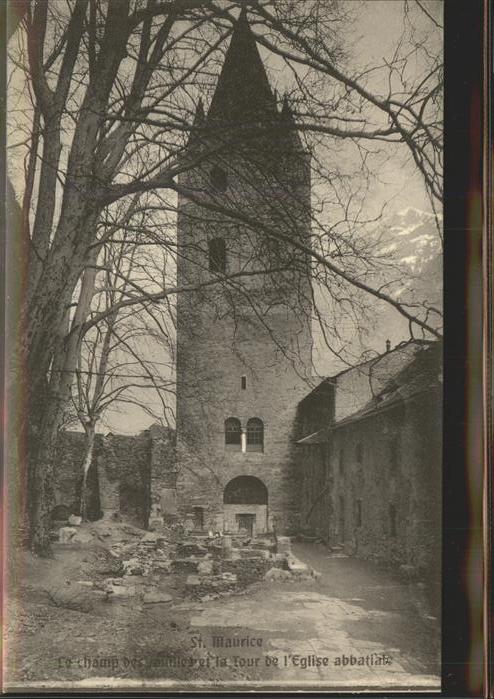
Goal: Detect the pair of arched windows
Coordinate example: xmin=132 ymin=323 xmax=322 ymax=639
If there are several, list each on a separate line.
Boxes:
xmin=224 ymin=417 xmax=264 ymax=452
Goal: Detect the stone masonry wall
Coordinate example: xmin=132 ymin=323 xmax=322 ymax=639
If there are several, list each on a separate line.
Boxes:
xmin=52 ymin=426 xmax=175 ymax=528
xmin=328 ymin=391 xmax=442 ymax=574
xmin=176 ymin=121 xmax=313 ymax=536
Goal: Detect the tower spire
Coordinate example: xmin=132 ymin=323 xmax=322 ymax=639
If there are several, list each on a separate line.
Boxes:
xmin=207 ymin=9 xmax=277 ymax=124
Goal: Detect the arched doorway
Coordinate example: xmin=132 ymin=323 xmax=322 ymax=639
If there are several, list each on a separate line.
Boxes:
xmin=223 ymin=476 xmax=268 ymax=536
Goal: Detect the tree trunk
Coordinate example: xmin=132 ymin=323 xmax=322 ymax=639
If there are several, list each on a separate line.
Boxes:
xmin=27 ymin=250 xmax=99 ymax=552
xmin=28 ymin=397 xmax=60 ymax=553
xmin=80 ymin=425 xmax=96 ymax=521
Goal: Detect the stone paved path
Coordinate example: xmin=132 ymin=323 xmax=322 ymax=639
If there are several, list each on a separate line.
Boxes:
xmin=184 ymin=542 xmax=440 ymax=691
xmin=7 ymin=542 xmax=440 ymax=692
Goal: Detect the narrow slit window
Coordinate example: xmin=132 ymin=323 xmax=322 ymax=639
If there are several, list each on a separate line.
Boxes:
xmin=241 ymin=376 xmax=247 ymax=390
xmin=210 ymin=165 xmax=228 ymax=192
xmin=209 ymin=238 xmax=226 ymax=273
xmin=389 ymin=504 xmax=397 ymax=538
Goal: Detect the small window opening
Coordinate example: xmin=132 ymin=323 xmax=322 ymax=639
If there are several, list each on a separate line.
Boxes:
xmin=355 ymin=499 xmax=362 ymax=528
xmin=389 ymin=504 xmax=397 ymax=538
xmin=356 ymin=442 xmax=363 ymax=464
xmin=209 ymin=238 xmax=226 ymax=273
xmin=246 ymin=417 xmax=264 ymax=452
xmin=192 ymin=506 xmax=204 ymax=530
xmin=241 ymin=375 xmax=247 ymax=390
xmin=210 ymin=165 xmax=228 ymax=192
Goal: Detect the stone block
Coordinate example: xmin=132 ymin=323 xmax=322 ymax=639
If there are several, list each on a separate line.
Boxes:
xmin=72 ymin=529 xmax=96 ymax=544
xmin=47 ymin=584 xmax=96 ymax=611
xmin=143 ymin=591 xmax=173 ymax=604
xmin=221 ymin=572 xmax=237 ymax=582
xmin=177 ymin=541 xmax=208 ymax=557
xmin=68 ymin=514 xmax=82 ymax=526
xmin=159 ymin=487 xmax=177 ymax=514
xmin=172 ymin=558 xmax=199 ymax=573
xmin=106 ymin=583 xmax=138 ymax=598
xmin=197 ymin=559 xmax=214 ymax=575
xmin=59 ymin=527 xmax=78 ymax=543
xmin=286 ymin=556 xmax=309 ymax=575
xmin=185 ymin=575 xmax=202 ymax=587
xmin=264 ymin=567 xmax=291 ymax=582
xmin=276 ymin=536 xmax=292 ymax=555
xmin=122 ymin=558 xmax=144 ymax=575
xmin=153 ymin=561 xmax=172 ymax=573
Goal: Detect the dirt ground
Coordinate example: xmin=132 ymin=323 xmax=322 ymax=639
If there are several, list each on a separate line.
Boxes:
xmin=4 ymin=528 xmax=440 ymax=692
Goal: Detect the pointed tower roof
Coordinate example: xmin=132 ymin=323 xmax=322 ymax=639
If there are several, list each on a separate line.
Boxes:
xmin=207 ymin=9 xmax=277 ymax=125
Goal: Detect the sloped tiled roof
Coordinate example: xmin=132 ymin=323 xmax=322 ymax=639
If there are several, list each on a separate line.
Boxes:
xmin=296 ymin=340 xmax=441 ymax=443
xmin=331 ymin=341 xmax=441 ymax=429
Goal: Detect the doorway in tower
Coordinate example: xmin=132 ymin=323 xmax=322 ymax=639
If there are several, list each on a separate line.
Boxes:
xmin=223 ymin=476 xmax=268 ymax=535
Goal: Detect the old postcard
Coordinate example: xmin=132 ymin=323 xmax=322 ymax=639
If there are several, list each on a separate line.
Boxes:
xmin=3 ymin=0 xmax=445 ymax=692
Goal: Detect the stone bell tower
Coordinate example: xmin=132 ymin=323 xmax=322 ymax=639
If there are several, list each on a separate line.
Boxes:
xmin=174 ymin=10 xmax=313 ymax=535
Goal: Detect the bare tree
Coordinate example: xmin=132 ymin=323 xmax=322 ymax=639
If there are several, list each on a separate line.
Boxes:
xmin=70 ymin=236 xmax=174 ymax=518
xmin=6 ymin=0 xmax=443 ymax=551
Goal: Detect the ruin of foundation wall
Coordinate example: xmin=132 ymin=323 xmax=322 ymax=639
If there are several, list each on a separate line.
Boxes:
xmin=52 ymin=426 xmax=176 ymax=529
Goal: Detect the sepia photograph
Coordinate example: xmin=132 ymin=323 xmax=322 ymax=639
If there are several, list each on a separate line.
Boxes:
xmin=4 ymin=0 xmax=444 ymax=692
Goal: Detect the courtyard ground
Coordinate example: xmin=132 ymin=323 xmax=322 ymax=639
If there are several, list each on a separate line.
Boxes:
xmin=4 ymin=533 xmax=440 ymax=693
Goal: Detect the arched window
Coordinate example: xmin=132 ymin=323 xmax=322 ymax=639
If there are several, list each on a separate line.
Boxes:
xmin=209 ymin=238 xmax=226 ymax=273
xmin=210 ymin=165 xmax=228 ymax=192
xmin=247 ymin=418 xmax=264 ymax=452
xmin=225 ymin=417 xmax=241 ymax=450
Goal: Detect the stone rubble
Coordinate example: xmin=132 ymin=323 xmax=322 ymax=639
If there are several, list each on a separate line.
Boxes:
xmin=54 ymin=520 xmax=319 ymax=603
xmin=58 ymin=527 xmax=78 ymax=544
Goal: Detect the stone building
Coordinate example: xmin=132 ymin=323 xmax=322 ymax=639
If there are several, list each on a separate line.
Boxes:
xmin=296 ymin=340 xmax=442 ymax=574
xmin=175 ymin=11 xmax=313 ymax=536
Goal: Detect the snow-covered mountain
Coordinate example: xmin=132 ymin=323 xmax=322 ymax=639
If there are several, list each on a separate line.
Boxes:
xmin=379 ymin=206 xmax=442 ymax=273
xmin=368 ymin=206 xmax=443 ymax=346
xmin=375 ymin=206 xmax=442 ymax=306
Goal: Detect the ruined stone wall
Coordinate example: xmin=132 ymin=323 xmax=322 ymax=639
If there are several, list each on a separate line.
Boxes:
xmin=53 ymin=431 xmax=100 ymax=518
xmin=97 ymin=433 xmax=151 ymax=528
xmin=52 ymin=427 xmax=175 ymax=528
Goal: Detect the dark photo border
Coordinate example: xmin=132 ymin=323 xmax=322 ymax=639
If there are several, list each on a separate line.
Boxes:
xmin=0 ymin=0 xmax=489 ymax=697
xmin=442 ymin=0 xmax=487 ymax=696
